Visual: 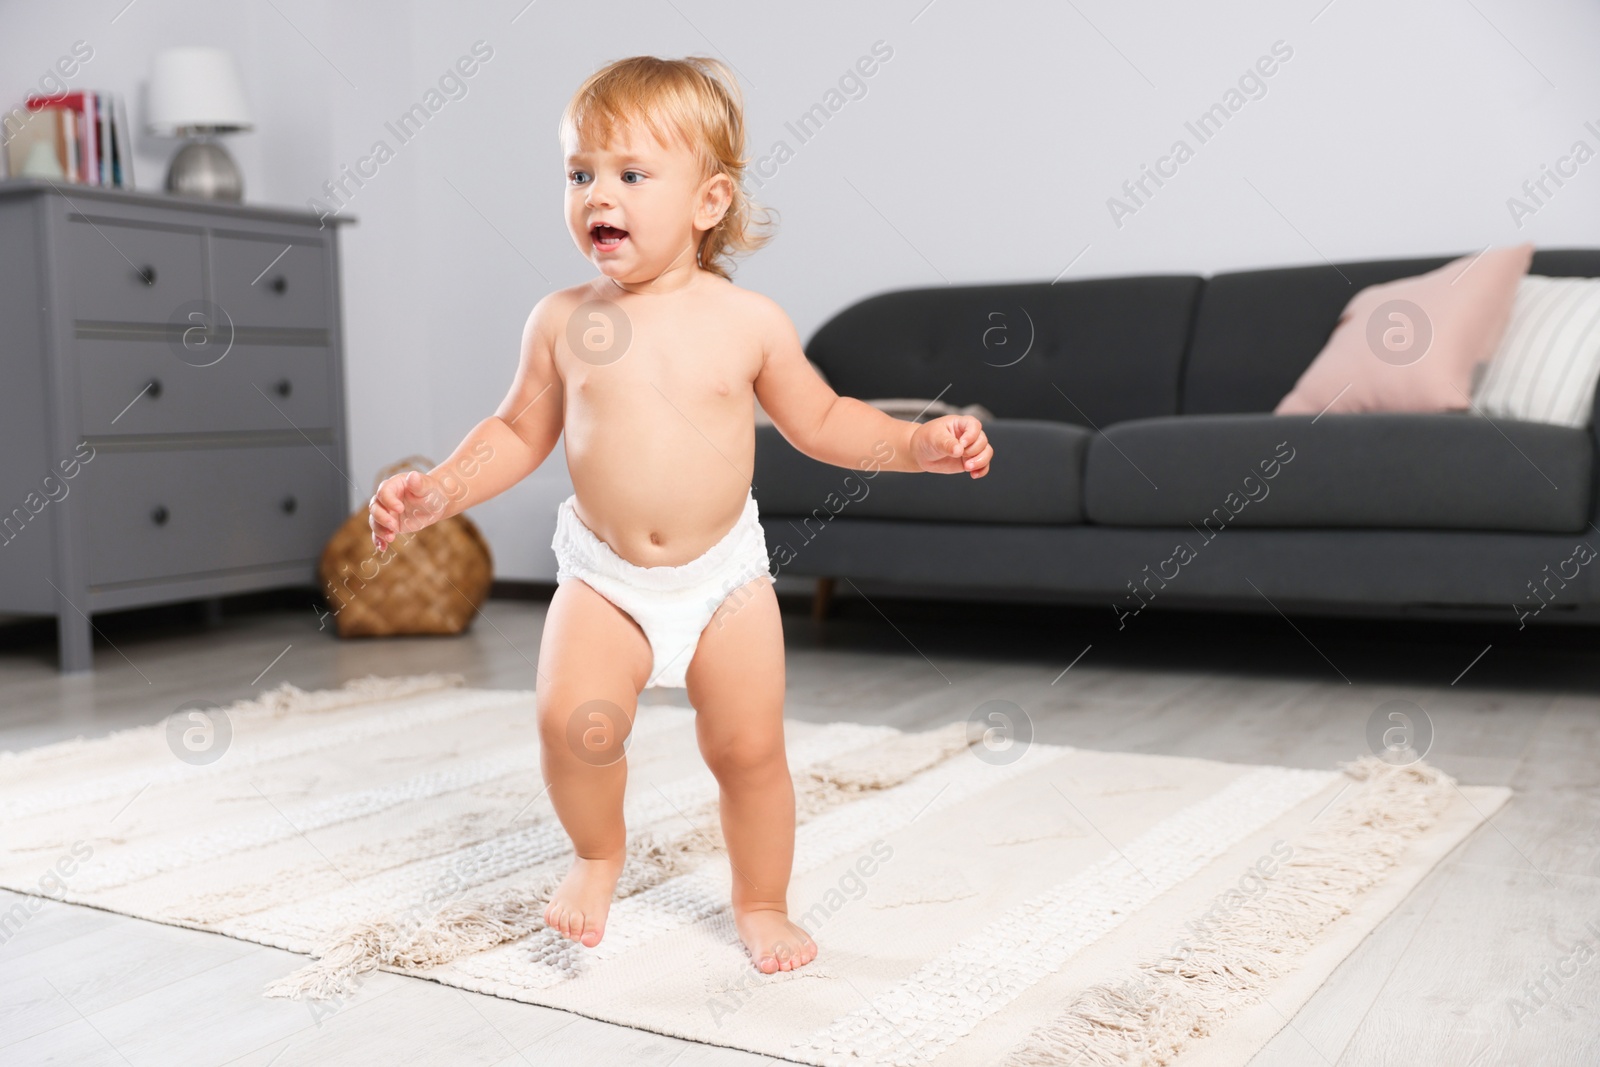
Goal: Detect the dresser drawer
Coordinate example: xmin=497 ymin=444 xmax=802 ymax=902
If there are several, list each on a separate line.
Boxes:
xmin=210 ymin=233 xmax=330 ymax=329
xmin=77 ymin=340 xmax=336 ymax=436
xmin=64 ymin=218 xmax=205 ymax=323
xmin=82 ymin=445 xmax=346 ymax=586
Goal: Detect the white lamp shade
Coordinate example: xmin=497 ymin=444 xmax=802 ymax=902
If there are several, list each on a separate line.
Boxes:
xmin=147 ymin=47 xmax=253 ymax=134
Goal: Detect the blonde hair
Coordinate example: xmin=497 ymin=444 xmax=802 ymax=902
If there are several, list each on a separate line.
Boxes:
xmin=560 ymin=55 xmax=775 ymax=280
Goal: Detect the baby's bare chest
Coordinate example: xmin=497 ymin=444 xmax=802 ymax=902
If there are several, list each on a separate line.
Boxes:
xmin=562 ymin=313 xmax=762 ymax=415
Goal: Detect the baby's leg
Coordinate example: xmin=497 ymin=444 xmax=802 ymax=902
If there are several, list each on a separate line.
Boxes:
xmin=685 ymin=575 xmax=817 ymax=973
xmin=536 ymin=577 xmax=653 ymax=947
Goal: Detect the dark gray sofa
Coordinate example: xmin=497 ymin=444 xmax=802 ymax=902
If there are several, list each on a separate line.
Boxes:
xmin=752 ymin=250 xmax=1600 ymax=627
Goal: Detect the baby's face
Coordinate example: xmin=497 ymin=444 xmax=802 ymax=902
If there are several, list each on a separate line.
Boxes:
xmin=564 ymin=122 xmax=727 ymax=286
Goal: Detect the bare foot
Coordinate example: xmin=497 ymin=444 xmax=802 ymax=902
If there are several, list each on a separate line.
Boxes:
xmin=735 ymin=906 xmax=818 ymax=973
xmin=543 ymin=852 xmax=625 ymax=947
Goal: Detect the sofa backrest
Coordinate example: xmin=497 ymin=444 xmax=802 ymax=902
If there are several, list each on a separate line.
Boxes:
xmin=1181 ymin=248 xmax=1600 ymax=414
xmin=805 ymin=277 xmax=1203 ymax=425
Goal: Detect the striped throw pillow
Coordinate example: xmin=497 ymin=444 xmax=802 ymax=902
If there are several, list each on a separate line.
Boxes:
xmin=1473 ymin=275 xmax=1600 ymax=427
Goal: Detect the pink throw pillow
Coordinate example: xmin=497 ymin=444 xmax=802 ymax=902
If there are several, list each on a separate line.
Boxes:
xmin=1275 ymin=243 xmax=1533 ymax=416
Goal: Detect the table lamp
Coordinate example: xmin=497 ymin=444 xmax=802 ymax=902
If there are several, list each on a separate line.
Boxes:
xmin=147 ymin=46 xmax=253 ymax=201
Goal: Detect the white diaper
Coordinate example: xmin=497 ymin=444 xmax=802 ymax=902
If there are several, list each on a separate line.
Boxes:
xmin=551 ymin=490 xmax=775 ymax=689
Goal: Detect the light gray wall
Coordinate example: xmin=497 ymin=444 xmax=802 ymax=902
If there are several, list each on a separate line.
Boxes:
xmin=4 ymin=0 xmax=1598 ymax=580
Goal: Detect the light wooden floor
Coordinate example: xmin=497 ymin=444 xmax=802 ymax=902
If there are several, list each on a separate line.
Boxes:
xmin=1 ymin=586 xmax=1595 ymax=1066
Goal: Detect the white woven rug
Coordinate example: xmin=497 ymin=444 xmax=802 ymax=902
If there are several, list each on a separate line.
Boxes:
xmin=0 ymin=675 xmax=1507 ymax=1066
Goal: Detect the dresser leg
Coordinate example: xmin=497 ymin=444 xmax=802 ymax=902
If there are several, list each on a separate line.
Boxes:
xmin=57 ymin=611 xmax=93 ymax=673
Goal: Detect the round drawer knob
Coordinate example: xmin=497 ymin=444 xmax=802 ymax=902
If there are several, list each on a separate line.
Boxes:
xmin=281 ymin=496 xmax=298 ymax=515
xmin=270 ymin=275 xmax=288 ymax=295
xmin=274 ymin=378 xmax=292 ymax=398
xmin=147 ymin=378 xmax=163 ymax=399
xmin=138 ymin=265 xmax=157 ymax=286
xmin=151 ymin=505 xmax=170 ymax=526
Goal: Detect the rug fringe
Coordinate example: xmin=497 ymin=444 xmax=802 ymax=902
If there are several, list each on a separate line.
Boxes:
xmin=259 ymin=844 xmax=666 ymax=1002
xmin=0 ymin=673 xmax=465 ymax=770
xmin=237 ymin=673 xmax=465 ymax=722
xmin=262 ymin=870 xmax=568 ymax=1001
xmin=1003 ymin=757 xmax=1457 ymax=1066
xmin=804 ymin=721 xmax=971 ymax=794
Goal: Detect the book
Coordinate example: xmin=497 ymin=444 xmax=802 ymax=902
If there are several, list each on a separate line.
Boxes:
xmin=63 ymin=109 xmax=78 ymax=181
xmin=25 ymin=91 xmax=96 ymax=183
xmin=111 ymin=91 xmax=134 ymax=188
xmin=96 ymin=92 xmax=111 ymax=184
xmin=11 ymin=90 xmax=136 ymax=187
xmin=103 ymin=94 xmax=117 ymax=186
xmin=82 ymin=91 xmax=97 ymax=183
xmin=0 ymin=108 xmax=18 ymax=178
xmin=3 ymin=105 xmax=71 ymax=180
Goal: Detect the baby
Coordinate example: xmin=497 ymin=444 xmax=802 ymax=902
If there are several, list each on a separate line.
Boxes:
xmin=367 ymin=55 xmax=992 ymax=974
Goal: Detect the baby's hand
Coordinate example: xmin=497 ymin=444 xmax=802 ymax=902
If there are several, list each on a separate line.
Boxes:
xmin=368 ymin=471 xmax=447 ymax=552
xmin=912 ymin=415 xmax=992 ymax=478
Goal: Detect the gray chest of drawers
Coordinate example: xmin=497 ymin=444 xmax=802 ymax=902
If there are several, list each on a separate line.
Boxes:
xmin=0 ymin=179 xmax=353 ymax=672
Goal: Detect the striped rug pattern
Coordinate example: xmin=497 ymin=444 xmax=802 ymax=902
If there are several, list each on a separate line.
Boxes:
xmin=0 ymin=676 xmax=1508 ymax=1066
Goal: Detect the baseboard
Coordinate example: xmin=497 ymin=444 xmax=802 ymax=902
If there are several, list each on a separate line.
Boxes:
xmin=488 ymin=579 xmax=557 ymax=601
xmin=488 ymin=575 xmax=825 ymax=614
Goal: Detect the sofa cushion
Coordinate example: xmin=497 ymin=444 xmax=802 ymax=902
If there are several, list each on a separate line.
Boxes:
xmin=1181 ymin=249 xmax=1600 ymax=416
xmin=753 ymin=418 xmax=1091 ymax=524
xmin=807 ymin=276 xmax=1203 ymax=425
xmin=1083 ymin=413 xmax=1593 ymax=533
xmin=1474 ymin=275 xmax=1600 ymax=428
xmin=1274 ymin=244 xmax=1532 ymax=416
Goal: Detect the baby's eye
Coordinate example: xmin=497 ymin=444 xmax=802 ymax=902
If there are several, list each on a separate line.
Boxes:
xmin=568 ymin=170 xmax=590 ymax=186
xmin=622 ymin=170 xmax=643 ymax=184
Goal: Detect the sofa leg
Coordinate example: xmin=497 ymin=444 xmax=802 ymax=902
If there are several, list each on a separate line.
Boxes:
xmin=812 ymin=577 xmax=836 ymax=622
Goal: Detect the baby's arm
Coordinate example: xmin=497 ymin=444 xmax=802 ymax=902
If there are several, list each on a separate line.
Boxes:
xmin=751 ymin=297 xmax=992 ymax=478
xmin=369 ymin=296 xmax=565 ymax=551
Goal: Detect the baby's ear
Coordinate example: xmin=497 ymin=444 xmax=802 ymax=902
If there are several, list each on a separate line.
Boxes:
xmin=697 ymin=171 xmax=734 ymax=229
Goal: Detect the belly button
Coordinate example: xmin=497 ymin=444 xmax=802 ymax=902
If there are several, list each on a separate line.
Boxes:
xmin=649 ymin=532 xmax=662 ymax=545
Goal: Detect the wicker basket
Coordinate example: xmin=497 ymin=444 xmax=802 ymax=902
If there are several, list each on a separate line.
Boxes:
xmin=317 ymin=456 xmax=494 ymax=638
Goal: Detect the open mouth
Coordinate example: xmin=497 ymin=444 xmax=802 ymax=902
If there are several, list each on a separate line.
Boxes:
xmin=590 ymin=222 xmax=629 ymax=252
